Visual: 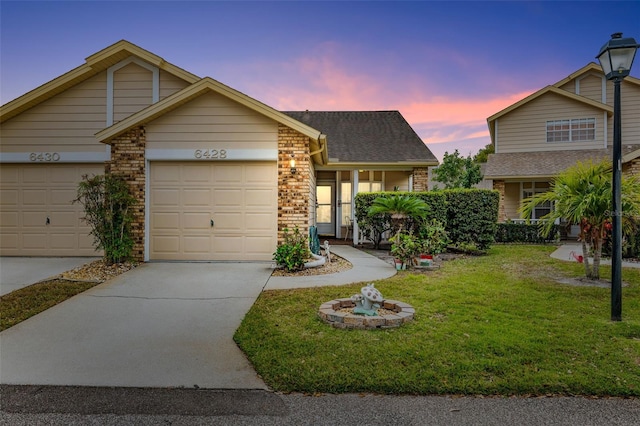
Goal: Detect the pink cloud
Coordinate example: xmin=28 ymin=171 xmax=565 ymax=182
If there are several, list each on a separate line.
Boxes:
xmin=229 ymin=45 xmax=536 ymax=161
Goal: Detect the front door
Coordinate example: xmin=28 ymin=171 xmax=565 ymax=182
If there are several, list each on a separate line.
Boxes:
xmin=316 ymin=183 xmax=335 ymax=236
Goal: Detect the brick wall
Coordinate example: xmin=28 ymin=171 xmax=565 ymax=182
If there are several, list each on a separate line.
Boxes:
xmin=412 ymin=167 xmax=429 ymax=191
xmin=278 ymin=124 xmax=311 ymax=243
xmin=106 ymin=126 xmax=146 ymax=261
xmin=626 ymin=158 xmax=640 ymax=177
xmin=493 ymin=180 xmax=506 ymax=222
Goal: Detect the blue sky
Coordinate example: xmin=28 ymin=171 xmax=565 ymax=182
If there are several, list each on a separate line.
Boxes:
xmin=1 ymin=1 xmax=639 ymax=161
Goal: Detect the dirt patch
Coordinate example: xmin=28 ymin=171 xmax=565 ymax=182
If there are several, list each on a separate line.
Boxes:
xmin=271 ymin=253 xmax=352 ymax=277
xmin=556 ymin=277 xmax=628 ymax=288
xmin=58 ymin=259 xmax=138 ymax=283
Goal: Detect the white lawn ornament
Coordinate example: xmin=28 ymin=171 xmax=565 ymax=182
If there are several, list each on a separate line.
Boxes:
xmin=324 ymin=240 xmax=332 ymax=263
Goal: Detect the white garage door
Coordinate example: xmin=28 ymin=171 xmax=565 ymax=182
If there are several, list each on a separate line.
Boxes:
xmin=150 ymin=162 xmax=277 ymax=261
xmin=0 ymin=163 xmax=103 ymax=256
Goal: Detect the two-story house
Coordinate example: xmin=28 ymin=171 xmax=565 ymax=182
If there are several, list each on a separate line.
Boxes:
xmin=484 ymin=63 xmax=640 ymax=233
xmin=0 ymin=40 xmax=437 ymax=261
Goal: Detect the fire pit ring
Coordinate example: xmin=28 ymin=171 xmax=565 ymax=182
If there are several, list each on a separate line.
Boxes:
xmin=318 ymin=298 xmax=415 ymax=330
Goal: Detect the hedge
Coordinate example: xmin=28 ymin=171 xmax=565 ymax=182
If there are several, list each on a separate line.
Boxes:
xmin=355 ymin=189 xmax=499 ymax=251
xmin=444 ymin=189 xmax=499 ymax=251
xmin=495 ymin=222 xmax=560 ymax=244
xmin=355 ymin=191 xmax=447 ymax=249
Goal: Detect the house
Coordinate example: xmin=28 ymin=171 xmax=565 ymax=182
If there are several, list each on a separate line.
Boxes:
xmin=484 ymin=63 xmax=640 ymax=231
xmin=0 ymin=40 xmax=437 ymax=261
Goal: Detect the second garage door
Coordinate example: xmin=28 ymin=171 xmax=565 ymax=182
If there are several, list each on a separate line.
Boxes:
xmin=0 ymin=163 xmax=103 ymax=256
xmin=150 ymin=161 xmax=277 ymax=261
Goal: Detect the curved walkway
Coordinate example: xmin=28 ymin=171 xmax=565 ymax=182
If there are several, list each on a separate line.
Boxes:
xmin=264 ymin=245 xmax=397 ymax=290
xmin=551 ymin=243 xmax=640 ymax=268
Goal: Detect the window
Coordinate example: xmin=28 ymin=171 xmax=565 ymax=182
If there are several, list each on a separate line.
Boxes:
xmin=341 ymin=182 xmax=352 ymax=222
xmin=546 ymin=118 xmax=595 ymax=142
xmin=523 ymin=182 xmax=552 ymax=219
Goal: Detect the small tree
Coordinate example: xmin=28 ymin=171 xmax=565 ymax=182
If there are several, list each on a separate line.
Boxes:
xmin=74 ymin=174 xmax=136 ymax=265
xmin=368 ymin=195 xmax=429 ymax=235
xmin=433 ymin=149 xmax=483 ymax=189
xmin=473 ymin=143 xmax=494 ymax=163
xmin=520 ymin=160 xmax=640 ymax=280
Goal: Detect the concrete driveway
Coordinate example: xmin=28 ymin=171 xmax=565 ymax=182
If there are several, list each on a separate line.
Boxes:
xmin=0 ymin=257 xmax=99 ymax=296
xmin=0 ymin=262 xmax=272 ymax=389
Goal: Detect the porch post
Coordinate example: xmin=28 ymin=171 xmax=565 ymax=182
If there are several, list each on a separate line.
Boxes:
xmin=352 ymin=169 xmax=359 ymax=245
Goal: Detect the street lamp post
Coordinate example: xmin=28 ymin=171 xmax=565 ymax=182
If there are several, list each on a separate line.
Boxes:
xmin=596 ymin=32 xmax=639 ymax=321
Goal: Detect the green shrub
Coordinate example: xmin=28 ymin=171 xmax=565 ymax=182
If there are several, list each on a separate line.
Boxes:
xmin=355 ymin=191 xmax=447 ymax=248
xmin=417 ymin=219 xmax=449 ymax=254
xmin=273 ymin=227 xmax=311 ymax=272
xmin=495 ymin=222 xmax=560 ymax=244
xmin=445 ymin=189 xmax=499 ymax=251
xmin=74 ymin=174 xmax=136 ymax=265
xmin=356 ymin=190 xmax=498 ymax=252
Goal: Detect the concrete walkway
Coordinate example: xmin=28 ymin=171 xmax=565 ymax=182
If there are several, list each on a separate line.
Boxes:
xmin=551 ymin=243 xmax=640 ymax=268
xmin=264 ymin=245 xmax=396 ymax=290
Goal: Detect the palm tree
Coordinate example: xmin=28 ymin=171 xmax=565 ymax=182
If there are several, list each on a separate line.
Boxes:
xmin=368 ymin=195 xmax=429 ymax=235
xmin=520 ymin=160 xmax=640 ymax=280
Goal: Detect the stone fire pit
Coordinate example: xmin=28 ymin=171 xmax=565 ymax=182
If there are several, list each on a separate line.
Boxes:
xmin=318 ymin=298 xmax=415 ymax=330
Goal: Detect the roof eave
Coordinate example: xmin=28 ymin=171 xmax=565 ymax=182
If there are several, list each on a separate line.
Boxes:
xmin=96 ymin=77 xmax=325 ymax=146
xmin=1 ymin=40 xmax=201 ymax=124
xmin=487 ymin=85 xmax=613 ymax=125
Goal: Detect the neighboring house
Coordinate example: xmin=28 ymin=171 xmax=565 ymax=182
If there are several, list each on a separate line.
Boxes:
xmin=0 ymin=40 xmax=437 ymax=261
xmin=484 ymin=63 xmax=640 ymax=234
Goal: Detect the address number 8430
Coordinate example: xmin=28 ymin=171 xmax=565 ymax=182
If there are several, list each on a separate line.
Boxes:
xmin=30 ymin=152 xmax=61 ymax=162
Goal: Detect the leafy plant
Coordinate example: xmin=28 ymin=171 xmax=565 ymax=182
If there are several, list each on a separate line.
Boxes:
xmin=368 ymin=195 xmax=429 ymax=234
xmin=520 ymin=160 xmax=640 ymax=280
xmin=433 ymin=149 xmax=483 ymax=189
xmin=273 ymin=227 xmax=311 ymax=272
xmin=390 ymin=232 xmax=419 ymax=266
xmin=417 ymin=219 xmax=449 ymax=255
xmin=74 ymin=174 xmax=136 ymax=265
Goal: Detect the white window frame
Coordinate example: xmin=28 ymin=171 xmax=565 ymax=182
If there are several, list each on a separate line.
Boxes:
xmin=546 ymin=118 xmax=595 ymax=143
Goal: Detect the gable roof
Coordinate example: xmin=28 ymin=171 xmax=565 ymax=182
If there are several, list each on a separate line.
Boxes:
xmin=0 ymin=40 xmax=200 ymax=123
xmin=484 ymin=62 xmax=640 ymax=144
xmin=96 ymin=77 xmax=329 ymax=165
xmin=486 ymin=84 xmax=613 ymax=143
xmin=283 ymin=111 xmax=438 ymax=166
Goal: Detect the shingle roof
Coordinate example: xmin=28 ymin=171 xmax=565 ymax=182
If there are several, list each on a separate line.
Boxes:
xmin=484 ymin=145 xmax=640 ymax=179
xmin=284 ymin=111 xmax=438 ymax=165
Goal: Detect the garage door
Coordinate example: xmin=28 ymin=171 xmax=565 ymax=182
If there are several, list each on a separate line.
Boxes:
xmin=0 ymin=163 xmax=103 ymax=256
xmin=150 ymin=162 xmax=277 ymax=261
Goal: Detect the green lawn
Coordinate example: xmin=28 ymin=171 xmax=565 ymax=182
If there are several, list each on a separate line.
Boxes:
xmin=0 ymin=279 xmax=99 ymax=331
xmin=234 ymin=245 xmax=640 ymax=396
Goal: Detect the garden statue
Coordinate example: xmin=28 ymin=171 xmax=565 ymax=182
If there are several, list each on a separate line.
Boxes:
xmin=324 ymin=240 xmax=332 ymax=262
xmin=351 ymin=283 xmax=383 ymax=316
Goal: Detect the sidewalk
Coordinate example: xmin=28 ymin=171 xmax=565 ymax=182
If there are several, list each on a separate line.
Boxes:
xmin=551 ymin=243 xmax=640 ymax=268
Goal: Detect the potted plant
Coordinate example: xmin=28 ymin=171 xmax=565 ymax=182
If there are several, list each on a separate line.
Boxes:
xmin=416 ymin=219 xmax=448 ymax=266
xmin=390 ymin=232 xmax=418 ymax=270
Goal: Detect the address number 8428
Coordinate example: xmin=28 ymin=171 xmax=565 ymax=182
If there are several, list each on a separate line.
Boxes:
xmin=194 ymin=149 xmax=227 ymax=159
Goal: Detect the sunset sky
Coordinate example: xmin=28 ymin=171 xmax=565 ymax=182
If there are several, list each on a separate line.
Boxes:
xmin=1 ymin=1 xmax=639 ymax=161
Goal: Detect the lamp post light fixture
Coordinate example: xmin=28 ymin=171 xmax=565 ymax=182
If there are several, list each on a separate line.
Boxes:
xmin=596 ymin=32 xmax=639 ymax=321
